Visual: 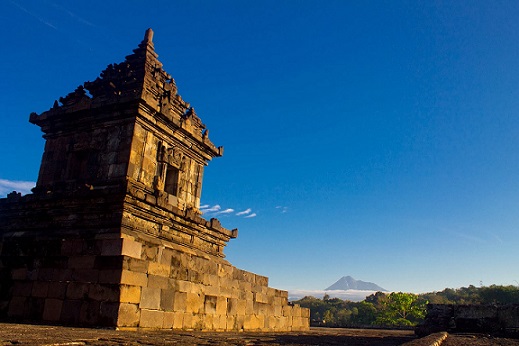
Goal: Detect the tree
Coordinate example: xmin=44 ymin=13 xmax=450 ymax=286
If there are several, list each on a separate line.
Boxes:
xmin=375 ymin=292 xmax=426 ymax=327
xmin=322 ymin=310 xmax=335 ymax=325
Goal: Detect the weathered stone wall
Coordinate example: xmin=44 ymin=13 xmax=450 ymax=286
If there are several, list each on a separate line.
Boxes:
xmin=30 ymin=112 xmax=135 ymax=195
xmin=127 ymin=120 xmax=207 ymax=212
xmin=416 ymin=303 xmax=519 ymax=337
xmin=115 ymin=232 xmax=309 ymax=331
xmin=0 ymin=189 xmax=126 ymax=326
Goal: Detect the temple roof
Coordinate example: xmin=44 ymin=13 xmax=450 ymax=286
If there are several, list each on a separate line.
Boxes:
xmin=30 ymin=29 xmax=219 ymax=155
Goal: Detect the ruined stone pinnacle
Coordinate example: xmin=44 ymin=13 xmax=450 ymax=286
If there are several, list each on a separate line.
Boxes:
xmin=144 ymin=28 xmax=154 ymax=44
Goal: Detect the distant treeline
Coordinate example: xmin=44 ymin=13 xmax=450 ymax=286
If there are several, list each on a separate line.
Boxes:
xmin=293 ymin=285 xmax=519 ymax=328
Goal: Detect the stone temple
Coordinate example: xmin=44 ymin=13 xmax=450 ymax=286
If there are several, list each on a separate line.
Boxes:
xmin=0 ymin=29 xmax=309 ymax=331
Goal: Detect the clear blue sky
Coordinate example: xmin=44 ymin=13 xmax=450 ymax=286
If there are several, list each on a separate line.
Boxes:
xmin=1 ymin=1 xmax=519 ymax=294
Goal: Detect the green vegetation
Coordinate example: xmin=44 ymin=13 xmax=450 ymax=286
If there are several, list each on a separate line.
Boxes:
xmin=293 ymin=285 xmax=519 ymax=328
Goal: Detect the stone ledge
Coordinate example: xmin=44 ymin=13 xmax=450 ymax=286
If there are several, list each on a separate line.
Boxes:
xmin=401 ymin=332 xmax=448 ymax=346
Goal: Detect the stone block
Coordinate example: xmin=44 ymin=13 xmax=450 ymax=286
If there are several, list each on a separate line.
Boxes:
xmin=100 ymin=239 xmax=122 ymax=256
xmin=204 ymin=295 xmax=217 ymax=314
xmin=120 ymin=270 xmax=148 ymax=287
xmin=159 ymin=248 xmax=174 ymax=266
xmin=173 ymin=292 xmax=187 ymax=311
xmin=121 ymin=239 xmax=142 ymax=259
xmin=99 ymin=301 xmax=119 ymax=326
xmin=11 ymin=268 xmax=27 ymax=280
xmin=183 ymin=312 xmax=193 ymax=329
xmin=162 ymin=311 xmax=175 ymax=329
xmin=66 ymin=282 xmax=89 ymax=299
xmin=120 ymin=285 xmax=141 ymax=304
xmin=226 ymin=315 xmax=236 ymax=330
xmin=88 ymin=284 xmax=119 ymax=302
xmin=192 ymin=313 xmax=204 ymax=330
xmin=215 ymin=296 xmax=227 ymax=315
xmin=275 ymin=289 xmax=288 ymax=298
xmin=125 ymin=258 xmax=148 ymax=273
xmin=43 ymin=298 xmax=63 ymax=321
xmin=47 ymin=282 xmax=67 ymax=299
xmin=140 ymin=287 xmax=161 ymax=310
xmin=266 ymin=287 xmax=276 ymax=297
xmin=206 ymin=274 xmax=219 ymax=287
xmin=61 ymin=299 xmax=82 ymax=324
xmin=140 ymin=309 xmax=164 ymax=328
xmin=203 ymin=313 xmax=214 ymax=330
xmin=142 ymin=245 xmax=158 ymax=261
xmin=148 ymin=262 xmax=170 ymax=276
xmin=68 ymin=256 xmax=96 ymax=269
xmin=283 ymin=305 xmax=293 ymax=317
xmin=71 ymin=269 xmax=99 ymax=283
xmin=291 ymin=316 xmax=304 ymax=329
xmin=246 ymin=299 xmax=254 ymax=315
xmin=176 ymin=280 xmax=193 ymax=293
xmin=292 ymin=304 xmax=301 ymax=317
xmin=244 ymin=314 xmax=264 ymax=330
xmin=117 ymin=303 xmax=140 ymax=327
xmin=13 ymin=281 xmax=33 ymax=297
xmin=172 ymin=311 xmax=184 ymax=329
xmin=254 ymin=302 xmax=268 ymax=315
xmin=236 ymin=299 xmax=246 ymax=316
xmin=274 ymin=303 xmax=282 ymax=316
xmin=98 ymin=269 xmax=122 ymax=284
xmin=95 ymin=256 xmax=123 ymax=270
xmin=148 ymin=274 xmax=169 ymax=289
xmin=302 ymin=307 xmax=310 ymax=318
xmin=256 ymin=275 xmax=268 ymax=286
xmin=80 ymin=301 xmax=100 ymax=326
xmin=160 ymin=289 xmax=175 ymax=311
xmin=225 ymin=298 xmax=236 ymax=315
xmin=101 ymin=238 xmax=141 ymax=259
xmin=239 ymin=281 xmax=252 ymax=292
xmin=203 ymin=284 xmax=219 ymax=297
xmin=186 ymin=292 xmax=202 ymax=313
xmin=8 ymin=296 xmax=27 ymax=317
xmin=32 ymin=281 xmax=49 ymax=298
xmin=214 ymin=314 xmax=227 ymax=330
xmin=254 ymin=292 xmax=268 ymax=304
xmin=61 ymin=239 xmax=85 ymax=256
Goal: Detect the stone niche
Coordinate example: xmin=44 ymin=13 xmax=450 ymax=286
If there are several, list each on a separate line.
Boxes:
xmin=0 ymin=29 xmax=309 ymax=331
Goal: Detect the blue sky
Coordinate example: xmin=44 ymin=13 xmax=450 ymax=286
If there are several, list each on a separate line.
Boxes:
xmin=1 ymin=1 xmax=519 ymax=294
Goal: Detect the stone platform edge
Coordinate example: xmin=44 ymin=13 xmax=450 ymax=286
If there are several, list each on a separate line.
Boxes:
xmin=401 ymin=332 xmax=448 ymax=346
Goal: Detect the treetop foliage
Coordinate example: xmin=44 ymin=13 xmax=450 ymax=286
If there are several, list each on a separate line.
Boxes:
xmin=293 ymin=284 xmax=519 ymax=328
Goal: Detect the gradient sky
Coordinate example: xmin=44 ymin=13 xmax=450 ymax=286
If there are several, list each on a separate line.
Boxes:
xmin=1 ymin=1 xmax=519 ymax=294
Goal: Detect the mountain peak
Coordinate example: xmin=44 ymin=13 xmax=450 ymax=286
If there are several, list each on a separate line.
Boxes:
xmin=325 ymin=276 xmax=387 ymax=291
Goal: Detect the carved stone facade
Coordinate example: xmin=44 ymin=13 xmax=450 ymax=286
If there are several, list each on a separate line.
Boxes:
xmin=0 ymin=29 xmax=309 ymax=331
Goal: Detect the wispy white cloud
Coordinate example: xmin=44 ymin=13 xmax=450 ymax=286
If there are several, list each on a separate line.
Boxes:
xmin=200 ymin=204 xmax=221 ymax=213
xmin=201 ymin=204 xmax=256 ymax=219
xmin=276 ymin=206 xmax=288 ymax=213
xmin=216 ymin=208 xmax=234 ymax=215
xmin=0 ymin=179 xmax=35 ymax=197
xmin=8 ymin=0 xmax=57 ymax=29
xmin=236 ymin=208 xmax=252 ymax=216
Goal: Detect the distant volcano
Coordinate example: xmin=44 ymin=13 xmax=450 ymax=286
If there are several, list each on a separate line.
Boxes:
xmin=325 ymin=276 xmax=387 ymax=291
